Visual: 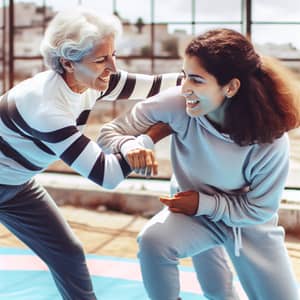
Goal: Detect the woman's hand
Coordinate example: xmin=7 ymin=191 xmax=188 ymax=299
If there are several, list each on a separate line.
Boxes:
xmin=126 ymin=148 xmax=158 ymax=177
xmin=146 ymin=122 xmax=173 ymax=144
xmin=160 ymin=190 xmax=199 ymax=216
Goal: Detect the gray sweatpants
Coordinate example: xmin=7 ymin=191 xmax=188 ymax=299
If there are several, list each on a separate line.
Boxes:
xmin=0 ymin=179 xmax=97 ymax=300
xmin=166 ymin=177 xmax=299 ymax=300
xmin=137 ymin=208 xmax=299 ymax=300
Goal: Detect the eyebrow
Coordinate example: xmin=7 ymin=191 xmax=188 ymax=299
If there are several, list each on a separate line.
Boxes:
xmin=94 ymin=50 xmax=117 ymax=60
xmin=182 ymin=69 xmax=207 ymax=81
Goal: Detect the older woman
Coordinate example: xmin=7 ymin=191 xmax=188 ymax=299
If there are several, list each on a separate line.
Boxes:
xmin=0 ymin=8 xmax=181 ymax=300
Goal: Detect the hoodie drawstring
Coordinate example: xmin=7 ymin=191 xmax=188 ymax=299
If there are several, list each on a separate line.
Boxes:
xmin=233 ymin=227 xmax=243 ymax=256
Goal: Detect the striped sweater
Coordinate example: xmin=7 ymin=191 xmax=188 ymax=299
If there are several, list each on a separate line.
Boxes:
xmin=0 ymin=70 xmax=181 ymax=187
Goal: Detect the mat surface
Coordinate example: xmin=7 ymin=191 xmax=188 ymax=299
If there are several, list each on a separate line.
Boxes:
xmin=0 ymin=247 xmax=297 ymax=300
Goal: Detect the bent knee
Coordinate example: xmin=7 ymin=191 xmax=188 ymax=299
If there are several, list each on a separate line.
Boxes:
xmin=138 ymin=227 xmax=178 ymax=261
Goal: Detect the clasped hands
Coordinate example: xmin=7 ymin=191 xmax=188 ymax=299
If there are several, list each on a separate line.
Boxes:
xmin=125 ymin=146 xmax=199 ymax=216
xmin=126 ymin=148 xmax=158 ymax=177
xmin=126 ymin=144 xmax=199 ymax=215
xmin=126 ymin=122 xmax=199 ymax=215
xmin=125 ymin=122 xmax=173 ymax=177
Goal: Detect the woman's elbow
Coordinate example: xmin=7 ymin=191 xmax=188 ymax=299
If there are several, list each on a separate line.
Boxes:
xmin=101 ymin=171 xmax=125 ymax=189
xmin=101 ymin=180 xmax=120 ymax=190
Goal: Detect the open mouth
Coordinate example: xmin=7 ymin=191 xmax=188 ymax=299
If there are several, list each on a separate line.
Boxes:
xmin=186 ymin=99 xmax=200 ymax=108
xmin=98 ymin=76 xmax=110 ymax=83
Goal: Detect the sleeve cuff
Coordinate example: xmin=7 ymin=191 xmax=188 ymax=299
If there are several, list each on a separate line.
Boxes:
xmin=196 ymin=192 xmax=217 ymax=216
xmin=136 ymin=134 xmax=155 ymax=150
xmin=120 ymin=134 xmax=154 ymax=157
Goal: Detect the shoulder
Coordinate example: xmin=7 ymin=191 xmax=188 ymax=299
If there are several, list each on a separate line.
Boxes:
xmin=249 ymin=133 xmax=289 ymax=168
xmin=259 ymin=133 xmax=289 ymax=155
xmin=10 ymin=70 xmax=57 ymax=100
xmin=138 ymin=86 xmax=185 ymax=110
xmin=8 ymin=72 xmax=75 ymax=131
xmin=132 ymin=86 xmax=188 ymax=131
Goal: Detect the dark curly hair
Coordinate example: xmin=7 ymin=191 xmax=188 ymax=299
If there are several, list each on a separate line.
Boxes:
xmin=185 ymin=28 xmax=300 ymax=146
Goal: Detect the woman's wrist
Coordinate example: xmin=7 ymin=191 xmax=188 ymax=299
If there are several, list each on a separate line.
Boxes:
xmin=120 ymin=135 xmax=154 ymax=157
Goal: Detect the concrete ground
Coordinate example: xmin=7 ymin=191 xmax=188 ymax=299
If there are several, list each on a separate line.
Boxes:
xmin=0 ymin=205 xmax=300 ymax=283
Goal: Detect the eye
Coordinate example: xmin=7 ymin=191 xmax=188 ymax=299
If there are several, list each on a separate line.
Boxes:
xmin=190 ymin=77 xmax=203 ymax=84
xmin=189 ymin=76 xmax=206 ymax=84
xmin=95 ymin=58 xmax=105 ymax=64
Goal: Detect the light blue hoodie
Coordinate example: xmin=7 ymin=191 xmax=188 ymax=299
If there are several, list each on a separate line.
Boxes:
xmin=98 ymin=86 xmax=289 ymax=228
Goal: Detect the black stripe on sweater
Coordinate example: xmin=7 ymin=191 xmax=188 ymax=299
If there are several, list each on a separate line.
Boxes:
xmin=60 ymin=135 xmax=90 ymax=165
xmin=115 ymin=153 xmax=131 ymax=177
xmin=76 ymin=110 xmax=91 ymax=126
xmin=147 ymin=75 xmax=162 ymax=98
xmin=88 ymin=152 xmax=131 ymax=186
xmin=117 ymin=73 xmax=136 ymax=99
xmin=7 ymin=99 xmax=78 ymax=143
xmin=0 ymin=136 xmax=42 ymax=171
xmin=0 ymin=94 xmax=55 ymax=155
xmin=97 ymin=72 xmax=122 ymax=100
xmin=88 ymin=151 xmax=105 ymax=185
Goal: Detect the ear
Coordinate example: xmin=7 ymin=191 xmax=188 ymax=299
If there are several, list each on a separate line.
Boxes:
xmin=60 ymin=58 xmax=75 ymax=73
xmin=224 ymin=78 xmax=240 ymax=98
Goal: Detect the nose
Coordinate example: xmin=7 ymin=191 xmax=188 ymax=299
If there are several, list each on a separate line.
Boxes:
xmin=106 ymin=55 xmax=117 ymax=73
xmin=181 ymin=80 xmax=193 ymax=97
xmin=182 ymin=90 xmax=194 ymax=98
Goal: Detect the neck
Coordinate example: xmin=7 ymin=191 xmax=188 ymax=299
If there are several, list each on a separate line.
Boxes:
xmin=62 ymin=72 xmax=87 ymax=94
xmin=206 ymin=100 xmax=230 ymax=132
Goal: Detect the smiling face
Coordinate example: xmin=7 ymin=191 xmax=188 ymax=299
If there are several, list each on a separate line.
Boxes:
xmin=181 ymin=55 xmax=231 ymax=124
xmin=63 ymin=35 xmax=117 ymax=93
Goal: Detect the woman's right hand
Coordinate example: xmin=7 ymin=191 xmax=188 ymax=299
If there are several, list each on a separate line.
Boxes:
xmin=126 ymin=148 xmax=158 ymax=177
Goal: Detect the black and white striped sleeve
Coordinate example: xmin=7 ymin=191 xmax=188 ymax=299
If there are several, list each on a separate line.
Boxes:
xmin=3 ymin=98 xmax=131 ymax=189
xmin=98 ymin=70 xmax=183 ymax=101
xmin=43 ymin=127 xmax=131 ymax=189
xmin=50 ymin=129 xmax=131 ymax=189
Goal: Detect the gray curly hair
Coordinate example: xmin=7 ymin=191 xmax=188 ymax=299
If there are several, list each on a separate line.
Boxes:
xmin=40 ymin=8 xmax=122 ymax=74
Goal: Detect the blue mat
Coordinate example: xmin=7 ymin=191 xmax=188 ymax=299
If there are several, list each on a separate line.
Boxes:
xmin=0 ymin=271 xmax=206 ymax=300
xmin=1 ymin=247 xmax=299 ymax=299
xmin=0 ymin=248 xmax=205 ymax=300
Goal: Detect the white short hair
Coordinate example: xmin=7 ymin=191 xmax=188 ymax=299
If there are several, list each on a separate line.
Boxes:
xmin=40 ymin=7 xmax=122 ymax=74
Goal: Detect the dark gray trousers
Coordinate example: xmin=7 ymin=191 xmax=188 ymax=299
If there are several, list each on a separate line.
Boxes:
xmin=0 ymin=179 xmax=97 ymax=300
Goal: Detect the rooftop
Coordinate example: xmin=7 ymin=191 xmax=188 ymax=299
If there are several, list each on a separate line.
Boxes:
xmin=1 ymin=172 xmax=299 ymax=275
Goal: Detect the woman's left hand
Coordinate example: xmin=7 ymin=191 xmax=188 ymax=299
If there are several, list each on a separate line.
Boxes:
xmin=160 ymin=190 xmax=199 ymax=216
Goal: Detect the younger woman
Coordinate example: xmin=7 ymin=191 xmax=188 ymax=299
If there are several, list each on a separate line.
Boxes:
xmin=98 ymin=28 xmax=300 ymax=300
